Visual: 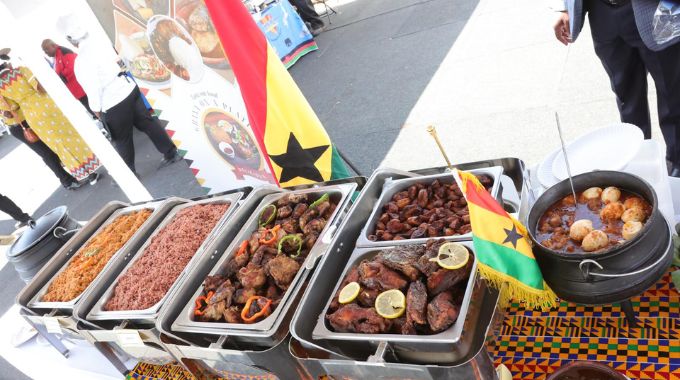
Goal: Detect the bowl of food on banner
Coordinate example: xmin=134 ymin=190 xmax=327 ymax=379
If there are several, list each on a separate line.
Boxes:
xmin=527 ymin=170 xmax=671 ymax=304
xmin=115 ymin=0 xmax=170 ymax=25
xmin=147 ymin=15 xmax=205 ymax=83
xmin=117 ymin=31 xmax=171 ymax=89
xmin=202 ymin=109 xmax=262 ymax=169
xmin=175 ymin=0 xmax=230 ymax=70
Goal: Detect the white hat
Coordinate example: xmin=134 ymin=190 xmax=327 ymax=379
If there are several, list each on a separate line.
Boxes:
xmin=56 ymin=13 xmax=88 ymax=42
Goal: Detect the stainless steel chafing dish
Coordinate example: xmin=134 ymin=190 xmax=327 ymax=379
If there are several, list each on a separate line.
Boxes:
xmin=26 ymin=200 xmax=169 ymax=311
xmin=311 ymin=242 xmax=478 ymax=355
xmin=85 ymin=192 xmax=243 ymax=323
xmin=170 ymin=183 xmax=357 ymax=341
xmin=355 ymin=166 xmax=503 ymax=247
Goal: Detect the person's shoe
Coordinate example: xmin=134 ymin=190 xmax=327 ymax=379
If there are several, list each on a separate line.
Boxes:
xmin=670 ymin=165 xmax=680 ymax=178
xmin=64 ymin=181 xmax=83 ymax=191
xmin=159 ymin=151 xmax=182 ymax=168
xmin=88 ymin=172 xmax=104 ymax=185
xmin=309 ymin=24 xmax=325 ymax=36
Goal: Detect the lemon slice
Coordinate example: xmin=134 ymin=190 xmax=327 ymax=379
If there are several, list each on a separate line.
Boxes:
xmin=374 ymin=289 xmax=406 ymax=319
xmin=338 ymin=282 xmax=361 ymax=304
xmin=430 ymin=242 xmax=469 ymax=270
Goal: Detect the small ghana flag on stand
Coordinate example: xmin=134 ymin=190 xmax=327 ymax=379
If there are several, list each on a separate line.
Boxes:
xmin=453 ymin=170 xmax=557 ymax=310
xmin=204 ymin=0 xmax=350 ymax=187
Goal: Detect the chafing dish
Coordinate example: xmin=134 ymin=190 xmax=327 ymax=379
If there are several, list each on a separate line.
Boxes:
xmin=85 ymin=192 xmax=243 ymax=323
xmin=356 ymin=166 xmax=503 ymax=247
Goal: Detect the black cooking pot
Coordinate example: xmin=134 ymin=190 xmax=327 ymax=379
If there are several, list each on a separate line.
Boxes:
xmin=6 ymin=206 xmax=80 ymax=283
xmin=528 ymin=171 xmax=673 ymax=304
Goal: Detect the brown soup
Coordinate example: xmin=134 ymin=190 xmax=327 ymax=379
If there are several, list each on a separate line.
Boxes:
xmin=537 ymin=186 xmax=651 ymax=254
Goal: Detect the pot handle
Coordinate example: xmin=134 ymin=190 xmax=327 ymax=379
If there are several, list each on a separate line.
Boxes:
xmin=579 ymin=252 xmax=668 ymax=279
xmin=53 ymin=226 xmax=80 ymax=240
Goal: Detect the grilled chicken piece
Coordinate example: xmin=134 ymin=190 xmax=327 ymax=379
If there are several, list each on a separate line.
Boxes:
xmin=327 ymin=304 xmax=391 ymax=333
xmin=203 ymin=275 xmax=226 ymax=293
xmin=237 ymin=262 xmax=267 ymax=290
xmin=234 ymin=288 xmax=257 ymax=304
xmin=406 ymin=280 xmax=427 ymax=326
xmin=277 ymin=205 xmax=293 ymax=219
xmin=202 ymin=300 xmax=226 ymax=321
xmin=415 ymin=239 xmax=446 ymax=277
xmin=279 ymin=218 xmax=299 ymax=234
xmin=427 ymin=292 xmax=460 ymax=332
xmin=265 ymin=255 xmax=300 ymax=290
xmin=209 ymin=279 xmax=234 ymax=306
xmin=251 ymin=246 xmax=277 ymax=266
xmin=376 ymin=246 xmax=424 ymax=281
xmin=302 ymin=218 xmax=327 ymax=235
xmin=299 ymin=207 xmax=319 ymax=229
xmin=358 ymin=260 xmax=408 ymax=291
xmin=315 ymin=200 xmax=331 ymax=217
xmin=330 ymin=267 xmax=360 ymax=310
xmin=276 ymin=193 xmax=308 ymax=207
xmin=426 ymin=258 xmax=472 ymax=295
xmin=302 ymin=231 xmax=319 ymax=250
xmin=292 ymin=203 xmax=308 ymax=218
xmin=357 ymin=288 xmax=380 ymax=308
xmin=223 ymin=306 xmax=242 ymax=323
xmin=248 ymin=231 xmax=261 ymax=254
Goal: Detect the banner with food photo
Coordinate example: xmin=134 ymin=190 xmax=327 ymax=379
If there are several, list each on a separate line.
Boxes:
xmin=107 ymin=0 xmax=276 ymax=192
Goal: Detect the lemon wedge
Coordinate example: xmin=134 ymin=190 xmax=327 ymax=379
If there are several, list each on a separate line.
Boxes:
xmin=374 ymin=289 xmax=406 ymax=319
xmin=430 ymin=242 xmax=469 ymax=270
xmin=338 ymin=282 xmax=361 ymax=304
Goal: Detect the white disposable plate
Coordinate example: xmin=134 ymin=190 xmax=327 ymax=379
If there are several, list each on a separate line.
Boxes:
xmin=552 ymin=123 xmax=643 ymax=180
xmin=537 ymin=146 xmax=561 ymax=189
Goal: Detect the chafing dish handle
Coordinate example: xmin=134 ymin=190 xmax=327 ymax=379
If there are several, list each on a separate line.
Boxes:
xmin=579 ymin=253 xmax=668 ymax=280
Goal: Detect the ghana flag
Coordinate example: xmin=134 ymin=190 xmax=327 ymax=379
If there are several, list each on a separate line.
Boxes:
xmin=204 ymin=0 xmax=350 ymax=187
xmin=454 ymin=170 xmax=557 ymax=310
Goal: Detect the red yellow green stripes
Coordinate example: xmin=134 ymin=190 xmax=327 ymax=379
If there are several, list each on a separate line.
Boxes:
xmin=473 ymin=237 xmax=545 ymax=290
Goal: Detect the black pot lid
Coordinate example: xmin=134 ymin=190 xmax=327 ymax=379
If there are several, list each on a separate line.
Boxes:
xmin=7 ymin=206 xmax=68 ymax=258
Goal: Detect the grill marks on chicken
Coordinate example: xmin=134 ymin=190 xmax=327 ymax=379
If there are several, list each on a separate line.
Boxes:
xmin=193 ymin=192 xmax=338 ymax=324
xmin=327 ymin=239 xmax=473 ymax=335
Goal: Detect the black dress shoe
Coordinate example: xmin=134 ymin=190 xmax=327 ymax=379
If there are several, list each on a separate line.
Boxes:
xmin=159 ymin=151 xmax=182 ymax=168
xmin=671 ymin=166 xmax=680 ymax=178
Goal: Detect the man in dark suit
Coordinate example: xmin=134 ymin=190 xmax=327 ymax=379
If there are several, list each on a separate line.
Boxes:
xmin=553 ymin=0 xmax=680 ymax=176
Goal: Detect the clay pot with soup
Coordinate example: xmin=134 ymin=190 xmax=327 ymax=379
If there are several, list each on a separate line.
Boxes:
xmin=527 ymin=171 xmax=672 ymax=304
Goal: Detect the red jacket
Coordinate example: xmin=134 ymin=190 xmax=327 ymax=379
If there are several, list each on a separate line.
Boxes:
xmin=54 ymin=46 xmax=86 ymax=99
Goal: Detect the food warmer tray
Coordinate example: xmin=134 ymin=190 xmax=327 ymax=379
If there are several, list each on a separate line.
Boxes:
xmin=355 ymin=166 xmax=503 ymax=248
xmin=311 ymin=242 xmax=478 ymax=350
xmin=171 ymin=183 xmax=357 ymax=338
xmin=26 ymin=200 xmax=170 ymax=311
xmin=85 ymin=192 xmax=243 ymax=323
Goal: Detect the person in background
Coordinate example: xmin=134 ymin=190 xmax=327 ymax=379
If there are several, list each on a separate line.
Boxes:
xmin=58 ymin=17 xmax=182 ymax=176
xmin=290 ymin=0 xmax=325 ymax=36
xmin=552 ymin=0 xmax=680 ymax=176
xmin=0 ymin=97 xmax=82 ymax=190
xmin=0 ymin=193 xmax=34 ymax=229
xmin=40 ymin=39 xmax=95 ymax=117
xmin=0 ymin=49 xmax=101 ymax=184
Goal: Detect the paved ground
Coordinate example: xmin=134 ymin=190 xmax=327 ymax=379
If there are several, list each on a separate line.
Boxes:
xmin=0 ymin=0 xmax=666 ymax=378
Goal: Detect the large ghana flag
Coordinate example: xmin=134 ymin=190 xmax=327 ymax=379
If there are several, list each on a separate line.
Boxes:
xmin=454 ymin=170 xmax=557 ymax=310
xmin=204 ymin=0 xmax=350 ymax=187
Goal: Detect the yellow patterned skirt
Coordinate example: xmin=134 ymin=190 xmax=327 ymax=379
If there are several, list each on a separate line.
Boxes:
xmin=21 ymin=93 xmax=100 ymax=181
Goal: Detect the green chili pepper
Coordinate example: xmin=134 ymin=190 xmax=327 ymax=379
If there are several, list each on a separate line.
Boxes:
xmin=309 ymin=193 xmax=330 ymax=209
xmin=258 ymin=204 xmax=277 ymax=227
xmin=278 ymin=234 xmax=303 ymax=257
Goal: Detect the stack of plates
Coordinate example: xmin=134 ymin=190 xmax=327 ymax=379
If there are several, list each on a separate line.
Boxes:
xmin=537 ymin=123 xmax=644 ymax=189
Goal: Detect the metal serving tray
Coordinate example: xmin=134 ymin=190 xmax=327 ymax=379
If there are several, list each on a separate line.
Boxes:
xmin=312 ymin=242 xmax=478 ymax=348
xmin=171 ymin=183 xmax=357 ymax=337
xmin=26 ymin=201 xmax=168 ymax=311
xmin=86 ymin=192 xmax=243 ymax=323
xmin=356 ymin=166 xmax=503 ymax=247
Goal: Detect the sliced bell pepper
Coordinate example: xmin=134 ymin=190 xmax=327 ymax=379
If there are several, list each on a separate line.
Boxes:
xmin=241 ymin=296 xmax=273 ymax=323
xmin=259 ymin=225 xmax=281 ymax=246
xmin=277 ymin=234 xmax=303 ymax=257
xmin=236 ymin=240 xmax=249 ymax=257
xmin=309 ymin=193 xmax=330 ymax=209
xmin=258 ymin=204 xmax=277 ymax=227
xmin=194 ymin=295 xmax=208 ymax=316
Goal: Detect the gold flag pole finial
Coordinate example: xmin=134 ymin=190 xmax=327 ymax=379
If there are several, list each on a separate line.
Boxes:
xmin=426 ymin=125 xmax=453 ymax=170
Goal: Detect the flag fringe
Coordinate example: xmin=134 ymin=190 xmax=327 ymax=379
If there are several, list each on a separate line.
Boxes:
xmin=477 ymin=262 xmax=558 ymax=311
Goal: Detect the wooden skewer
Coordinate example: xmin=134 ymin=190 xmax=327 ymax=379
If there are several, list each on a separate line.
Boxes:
xmin=426 ymin=125 xmax=453 ymax=170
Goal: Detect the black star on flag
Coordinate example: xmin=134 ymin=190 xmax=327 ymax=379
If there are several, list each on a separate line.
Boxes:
xmin=502 ymin=224 xmax=523 ymax=249
xmin=269 ymin=133 xmax=330 ymax=183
